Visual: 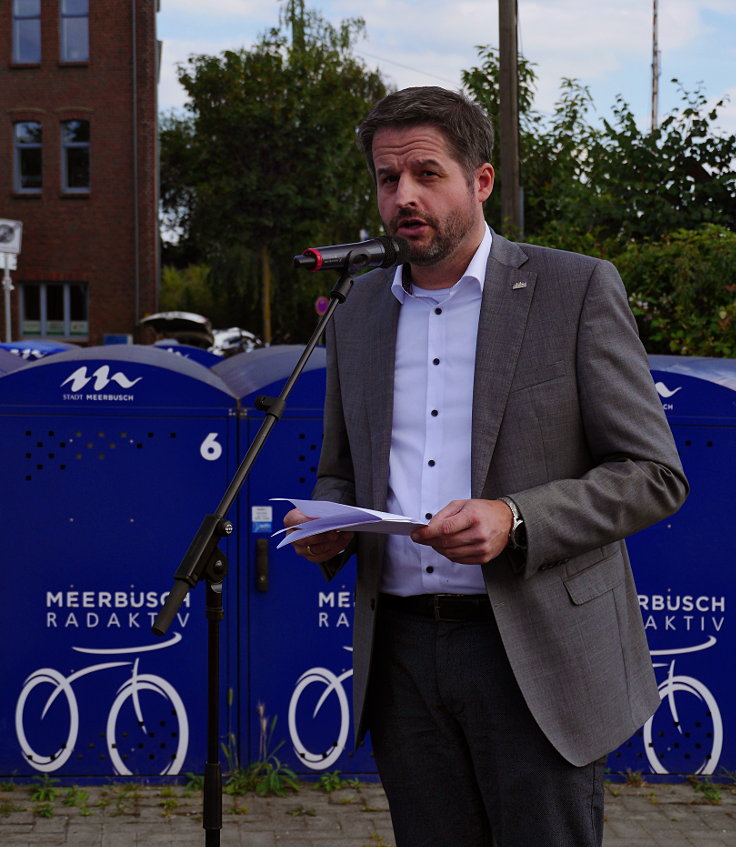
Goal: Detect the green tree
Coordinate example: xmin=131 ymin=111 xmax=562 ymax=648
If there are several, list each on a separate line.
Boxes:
xmin=463 ymin=50 xmax=736 ymax=253
xmin=462 ymin=46 xmax=539 ymax=235
xmin=588 ymin=83 xmax=736 ymax=247
xmin=463 ymin=50 xmax=736 ymax=356
xmin=463 ymin=48 xmax=602 ymax=242
xmin=160 ymin=1 xmax=389 ymax=342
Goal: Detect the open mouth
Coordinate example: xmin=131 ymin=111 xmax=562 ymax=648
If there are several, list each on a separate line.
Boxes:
xmin=394 ymin=217 xmax=427 ymax=235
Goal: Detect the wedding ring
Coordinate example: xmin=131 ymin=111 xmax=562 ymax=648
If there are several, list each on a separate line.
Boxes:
xmin=307 ymin=545 xmax=314 ymax=556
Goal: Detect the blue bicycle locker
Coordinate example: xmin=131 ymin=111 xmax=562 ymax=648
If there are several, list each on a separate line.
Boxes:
xmin=214 ymin=346 xmax=379 ymax=778
xmin=0 ymin=346 xmax=238 ymax=780
xmin=610 ymin=356 xmax=736 ymax=779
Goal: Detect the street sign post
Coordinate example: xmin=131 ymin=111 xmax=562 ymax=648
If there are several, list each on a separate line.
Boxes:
xmin=0 ymin=219 xmax=23 ymax=343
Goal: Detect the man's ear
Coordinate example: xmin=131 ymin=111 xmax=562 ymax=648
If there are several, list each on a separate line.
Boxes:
xmin=476 ymin=163 xmax=495 ymax=202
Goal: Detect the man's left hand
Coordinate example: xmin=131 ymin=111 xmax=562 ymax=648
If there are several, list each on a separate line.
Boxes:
xmin=410 ymin=499 xmax=513 ymax=564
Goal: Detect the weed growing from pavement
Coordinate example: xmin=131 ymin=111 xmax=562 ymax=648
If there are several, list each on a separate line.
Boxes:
xmin=360 ymin=836 xmax=394 ymax=847
xmin=286 ymin=804 xmax=316 ymax=816
xmin=688 ymin=775 xmax=722 ymax=804
xmin=111 ymin=783 xmax=142 ymax=816
xmin=184 ymin=772 xmax=205 ymax=796
xmin=624 ymin=769 xmax=646 ymax=787
xmin=159 ymin=797 xmax=179 ymax=817
xmin=30 ymin=774 xmax=61 ymax=817
xmin=94 ymin=789 xmax=111 ymax=811
xmin=316 ymin=770 xmax=360 ymax=793
xmin=222 ymin=704 xmax=300 ymax=798
xmin=30 ymin=774 xmax=60 ymax=803
xmin=0 ymin=801 xmax=25 ymax=817
xmin=62 ymin=785 xmax=91 ymax=815
xmin=719 ymin=768 xmax=736 ymax=794
xmin=226 ymin=800 xmax=249 ymax=815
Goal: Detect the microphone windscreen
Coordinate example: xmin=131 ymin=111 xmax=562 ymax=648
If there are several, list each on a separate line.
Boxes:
xmin=382 ymin=236 xmax=410 ymax=267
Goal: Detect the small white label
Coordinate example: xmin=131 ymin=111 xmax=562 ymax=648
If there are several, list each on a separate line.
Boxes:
xmin=252 ymin=506 xmax=273 ymax=533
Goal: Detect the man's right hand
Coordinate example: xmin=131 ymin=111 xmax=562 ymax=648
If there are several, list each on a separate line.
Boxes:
xmin=283 ymin=508 xmax=354 ymax=563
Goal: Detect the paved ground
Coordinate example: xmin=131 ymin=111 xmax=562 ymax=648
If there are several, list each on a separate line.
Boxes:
xmin=1 ymin=778 xmax=735 ymax=846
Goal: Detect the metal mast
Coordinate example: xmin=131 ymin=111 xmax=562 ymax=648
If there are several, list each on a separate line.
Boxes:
xmin=498 ymin=0 xmax=521 ymax=234
xmin=651 ymin=0 xmax=661 ymax=131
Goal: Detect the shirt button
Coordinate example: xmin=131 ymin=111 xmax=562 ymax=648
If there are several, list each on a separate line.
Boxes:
xmin=430 ymin=409 xmax=438 ymax=417
xmin=425 ymin=513 xmax=432 ymax=520
xmin=426 ymin=566 xmax=434 ymax=574
xmin=428 ymin=459 xmax=436 ymax=467
xmin=432 ymin=358 xmax=440 ymax=366
xmin=434 ymin=307 xmax=442 ymax=315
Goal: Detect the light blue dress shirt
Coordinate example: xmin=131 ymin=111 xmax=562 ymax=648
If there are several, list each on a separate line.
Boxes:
xmin=381 ymin=227 xmax=493 ymax=596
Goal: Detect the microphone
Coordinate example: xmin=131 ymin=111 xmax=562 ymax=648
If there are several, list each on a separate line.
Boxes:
xmin=294 ymin=236 xmax=410 ymax=272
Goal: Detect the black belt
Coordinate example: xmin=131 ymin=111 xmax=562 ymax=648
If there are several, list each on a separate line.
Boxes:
xmin=380 ymin=593 xmax=492 ymax=622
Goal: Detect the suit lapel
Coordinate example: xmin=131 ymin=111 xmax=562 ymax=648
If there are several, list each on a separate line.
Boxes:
xmin=472 ymin=234 xmax=537 ymax=497
xmin=360 ymin=274 xmax=400 ymax=509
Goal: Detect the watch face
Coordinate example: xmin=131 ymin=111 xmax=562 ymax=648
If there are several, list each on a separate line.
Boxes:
xmin=513 ymin=522 xmax=527 ymax=550
xmin=0 ymin=224 xmax=13 ymax=243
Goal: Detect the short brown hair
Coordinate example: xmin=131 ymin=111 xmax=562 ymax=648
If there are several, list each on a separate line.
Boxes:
xmin=358 ymin=86 xmax=494 ymax=183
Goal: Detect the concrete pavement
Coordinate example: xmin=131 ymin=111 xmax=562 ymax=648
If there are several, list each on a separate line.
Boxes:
xmin=1 ymin=778 xmax=735 ymax=846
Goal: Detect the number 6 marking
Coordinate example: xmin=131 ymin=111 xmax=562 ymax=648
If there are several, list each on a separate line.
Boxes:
xmin=200 ymin=432 xmax=222 ymax=461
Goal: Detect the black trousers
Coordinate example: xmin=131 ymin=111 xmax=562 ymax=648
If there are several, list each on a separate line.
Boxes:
xmin=367 ymin=602 xmax=605 ymax=847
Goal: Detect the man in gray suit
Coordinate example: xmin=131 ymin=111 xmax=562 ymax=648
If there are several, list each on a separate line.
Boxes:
xmin=284 ymin=87 xmax=688 ymax=847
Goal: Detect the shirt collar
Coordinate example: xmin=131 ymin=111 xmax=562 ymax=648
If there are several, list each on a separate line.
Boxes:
xmin=390 ymin=225 xmax=493 ymax=304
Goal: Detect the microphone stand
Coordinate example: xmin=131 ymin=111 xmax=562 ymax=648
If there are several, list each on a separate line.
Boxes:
xmin=152 ymin=266 xmax=357 ymax=847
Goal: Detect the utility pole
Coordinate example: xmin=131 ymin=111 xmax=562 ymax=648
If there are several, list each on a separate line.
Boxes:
xmin=651 ymin=0 xmax=661 ymax=131
xmin=498 ymin=0 xmax=521 ymax=234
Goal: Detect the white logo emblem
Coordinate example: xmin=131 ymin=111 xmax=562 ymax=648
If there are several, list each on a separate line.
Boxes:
xmin=61 ymin=365 xmax=142 ymax=393
xmin=654 ymin=381 xmax=682 ymax=399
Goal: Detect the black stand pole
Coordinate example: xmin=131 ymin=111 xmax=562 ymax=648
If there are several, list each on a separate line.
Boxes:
xmin=152 ymin=267 xmax=357 ymax=847
xmin=203 ymin=582 xmax=223 ymax=846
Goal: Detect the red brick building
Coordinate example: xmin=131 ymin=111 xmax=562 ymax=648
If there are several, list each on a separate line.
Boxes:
xmin=0 ymin=0 xmax=159 ymax=345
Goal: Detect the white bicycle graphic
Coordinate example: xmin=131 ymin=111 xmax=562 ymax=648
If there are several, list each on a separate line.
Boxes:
xmin=643 ymin=636 xmax=722 ymax=775
xmin=15 ymin=633 xmax=189 ymax=775
xmin=288 ymin=646 xmax=353 ymax=771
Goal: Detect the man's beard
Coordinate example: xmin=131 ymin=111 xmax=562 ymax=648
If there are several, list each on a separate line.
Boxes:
xmin=387 ymin=205 xmax=476 ymax=267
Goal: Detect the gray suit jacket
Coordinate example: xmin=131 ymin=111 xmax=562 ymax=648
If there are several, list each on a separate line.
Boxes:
xmin=313 ymin=232 xmax=688 ymax=767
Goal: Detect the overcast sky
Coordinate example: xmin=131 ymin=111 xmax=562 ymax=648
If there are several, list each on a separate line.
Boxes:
xmin=157 ymin=0 xmax=736 ymax=134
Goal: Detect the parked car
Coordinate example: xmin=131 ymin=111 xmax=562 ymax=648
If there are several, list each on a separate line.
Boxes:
xmin=139 ymin=312 xmax=263 ymax=357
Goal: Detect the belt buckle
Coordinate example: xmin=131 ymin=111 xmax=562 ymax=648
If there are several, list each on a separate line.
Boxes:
xmin=432 ymin=593 xmax=463 ymax=622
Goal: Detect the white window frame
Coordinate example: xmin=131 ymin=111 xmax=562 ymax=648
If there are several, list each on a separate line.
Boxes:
xmin=21 ymin=282 xmax=89 ymax=339
xmin=12 ymin=0 xmax=41 ymax=64
xmin=59 ymin=0 xmax=89 ymax=63
xmin=61 ymin=119 xmax=90 ymax=193
xmin=14 ymin=121 xmax=43 ymax=194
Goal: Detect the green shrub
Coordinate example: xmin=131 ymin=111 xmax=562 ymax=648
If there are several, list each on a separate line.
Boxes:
xmin=615 ymin=226 xmax=736 ymax=357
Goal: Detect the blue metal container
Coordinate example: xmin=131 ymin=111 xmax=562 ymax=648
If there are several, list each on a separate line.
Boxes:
xmin=0 ymin=346 xmax=237 ymax=779
xmin=610 ymin=356 xmax=736 ymax=778
xmin=214 ymin=346 xmax=379 ymax=777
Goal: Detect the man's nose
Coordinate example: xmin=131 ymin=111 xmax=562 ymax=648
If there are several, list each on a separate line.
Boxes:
xmin=394 ymin=175 xmax=418 ymax=208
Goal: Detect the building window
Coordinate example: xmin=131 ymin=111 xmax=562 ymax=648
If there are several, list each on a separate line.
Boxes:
xmin=14 ymin=121 xmax=43 ymax=193
xmin=61 ymin=119 xmax=90 ymax=192
xmin=21 ymin=282 xmax=89 ymax=338
xmin=12 ymin=0 xmax=41 ymax=64
xmin=60 ymin=0 xmax=89 ymax=63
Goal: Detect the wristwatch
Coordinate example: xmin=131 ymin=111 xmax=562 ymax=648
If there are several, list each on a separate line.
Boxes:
xmin=498 ymin=496 xmax=527 ymax=550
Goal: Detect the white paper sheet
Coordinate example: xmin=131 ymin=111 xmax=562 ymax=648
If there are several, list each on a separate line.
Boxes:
xmin=271 ymin=498 xmax=428 ymax=548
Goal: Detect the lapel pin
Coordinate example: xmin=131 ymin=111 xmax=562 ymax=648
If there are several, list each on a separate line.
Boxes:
xmin=512 ymin=281 xmax=527 ymax=290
